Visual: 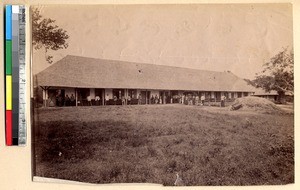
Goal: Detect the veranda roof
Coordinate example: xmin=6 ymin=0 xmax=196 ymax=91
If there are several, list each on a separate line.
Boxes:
xmin=36 ymin=55 xmax=255 ymax=92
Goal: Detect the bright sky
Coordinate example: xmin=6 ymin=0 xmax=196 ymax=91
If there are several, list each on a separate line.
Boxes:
xmin=32 ymin=4 xmax=293 ymax=79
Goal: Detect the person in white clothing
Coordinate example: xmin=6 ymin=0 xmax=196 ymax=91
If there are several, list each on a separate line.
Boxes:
xmin=195 ymin=95 xmax=199 ymax=106
xmin=221 ymin=95 xmax=226 ymax=107
xmin=87 ymin=95 xmax=92 ymax=106
xmin=201 ymin=95 xmax=205 ymax=106
xmin=105 ymin=94 xmax=110 ymax=105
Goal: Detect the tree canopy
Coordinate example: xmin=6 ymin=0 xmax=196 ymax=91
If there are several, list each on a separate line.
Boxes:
xmin=32 ymin=8 xmax=69 ymax=63
xmin=253 ymin=48 xmax=293 ymax=103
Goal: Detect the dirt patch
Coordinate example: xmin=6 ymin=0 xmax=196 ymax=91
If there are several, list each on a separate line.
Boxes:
xmin=229 ymin=97 xmax=284 ymax=113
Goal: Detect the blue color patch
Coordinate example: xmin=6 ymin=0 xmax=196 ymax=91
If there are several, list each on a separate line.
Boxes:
xmin=6 ymin=5 xmax=12 ymax=40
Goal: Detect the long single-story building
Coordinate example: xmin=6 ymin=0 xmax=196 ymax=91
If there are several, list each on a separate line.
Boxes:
xmin=252 ymin=88 xmax=279 ymax=102
xmin=252 ymin=88 xmax=294 ymax=103
xmin=35 ymin=55 xmax=255 ymax=107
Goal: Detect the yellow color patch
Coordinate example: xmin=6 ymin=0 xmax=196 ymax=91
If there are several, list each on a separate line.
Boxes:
xmin=6 ymin=75 xmax=12 ymax=110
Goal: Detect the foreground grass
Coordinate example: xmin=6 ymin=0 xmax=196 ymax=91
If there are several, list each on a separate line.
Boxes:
xmin=34 ymin=104 xmax=294 ymax=186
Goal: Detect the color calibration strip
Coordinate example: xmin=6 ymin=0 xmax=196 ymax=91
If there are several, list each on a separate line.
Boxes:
xmin=5 ymin=5 xmax=26 ymax=146
xmin=6 ymin=5 xmax=12 ymax=146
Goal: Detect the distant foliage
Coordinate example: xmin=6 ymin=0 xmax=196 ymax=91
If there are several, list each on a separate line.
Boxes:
xmin=244 ymin=79 xmax=256 ymax=87
xmin=253 ymin=48 xmax=293 ymax=103
xmin=32 ymin=8 xmax=69 ymax=63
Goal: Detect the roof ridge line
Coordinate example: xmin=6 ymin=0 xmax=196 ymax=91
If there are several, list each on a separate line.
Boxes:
xmin=62 ymin=54 xmax=238 ymax=76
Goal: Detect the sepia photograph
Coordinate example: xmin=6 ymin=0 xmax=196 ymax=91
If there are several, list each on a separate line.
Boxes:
xmin=32 ymin=4 xmax=294 ymax=186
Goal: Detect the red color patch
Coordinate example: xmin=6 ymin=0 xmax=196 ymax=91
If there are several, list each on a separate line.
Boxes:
xmin=6 ymin=110 xmax=12 ymax=146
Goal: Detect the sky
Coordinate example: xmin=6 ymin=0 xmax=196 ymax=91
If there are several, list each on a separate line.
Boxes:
xmin=32 ymin=4 xmax=293 ymax=79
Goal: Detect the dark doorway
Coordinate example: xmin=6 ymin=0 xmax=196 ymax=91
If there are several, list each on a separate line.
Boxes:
xmin=215 ymin=92 xmax=221 ymax=101
xmin=56 ymin=89 xmax=65 ymax=107
xmin=113 ymin=89 xmax=125 ymax=99
xmin=205 ymin=92 xmax=211 ymax=100
xmin=141 ymin=91 xmax=150 ymax=104
xmin=238 ymin=92 xmax=242 ymax=98
xmin=160 ymin=91 xmax=173 ymax=104
xmin=78 ymin=88 xmax=90 ymax=106
xmin=128 ymin=89 xmax=137 ymax=99
xmin=95 ymin=89 xmax=103 ymax=99
xmin=95 ymin=89 xmax=104 ymax=105
xmin=170 ymin=90 xmax=180 ymax=103
xmin=159 ymin=91 xmax=165 ymax=104
xmin=48 ymin=89 xmax=57 ymax=107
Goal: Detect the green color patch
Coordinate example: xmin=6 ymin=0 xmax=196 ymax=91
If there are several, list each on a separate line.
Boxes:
xmin=6 ymin=40 xmax=12 ymax=75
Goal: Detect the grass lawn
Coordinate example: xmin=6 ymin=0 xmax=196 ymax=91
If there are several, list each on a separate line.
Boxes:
xmin=34 ymin=104 xmax=294 ymax=186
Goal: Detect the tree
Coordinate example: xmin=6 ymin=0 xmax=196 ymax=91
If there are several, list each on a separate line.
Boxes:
xmin=32 ymin=8 xmax=69 ymax=63
xmin=253 ymin=48 xmax=293 ymax=103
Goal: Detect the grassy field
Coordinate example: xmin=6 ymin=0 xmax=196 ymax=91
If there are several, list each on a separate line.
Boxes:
xmin=34 ymin=104 xmax=294 ymax=186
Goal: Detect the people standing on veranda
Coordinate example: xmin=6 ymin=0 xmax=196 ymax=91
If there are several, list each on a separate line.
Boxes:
xmin=195 ymin=95 xmax=199 ymax=106
xmin=105 ymin=94 xmax=109 ymax=105
xmin=221 ymin=95 xmax=226 ymax=107
xmin=87 ymin=95 xmax=92 ymax=106
xmin=57 ymin=94 xmax=63 ymax=107
xmin=150 ymin=95 xmax=154 ymax=104
xmin=77 ymin=94 xmax=82 ymax=106
xmin=138 ymin=94 xmax=142 ymax=105
xmin=184 ymin=95 xmax=188 ymax=105
xmin=95 ymin=96 xmax=100 ymax=106
xmin=65 ymin=94 xmax=70 ymax=106
xmin=201 ymin=95 xmax=205 ymax=106
xmin=113 ymin=95 xmax=118 ymax=105
xmin=190 ymin=95 xmax=193 ymax=105
xmin=121 ymin=96 xmax=126 ymax=105
xmin=127 ymin=95 xmax=131 ymax=105
xmin=155 ymin=94 xmax=159 ymax=104
xmin=181 ymin=95 xmax=185 ymax=104
xmin=70 ymin=94 xmax=75 ymax=106
xmin=193 ymin=95 xmax=196 ymax=105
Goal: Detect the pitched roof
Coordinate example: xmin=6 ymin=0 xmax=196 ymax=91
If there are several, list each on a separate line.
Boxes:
xmin=36 ymin=55 xmax=255 ymax=92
